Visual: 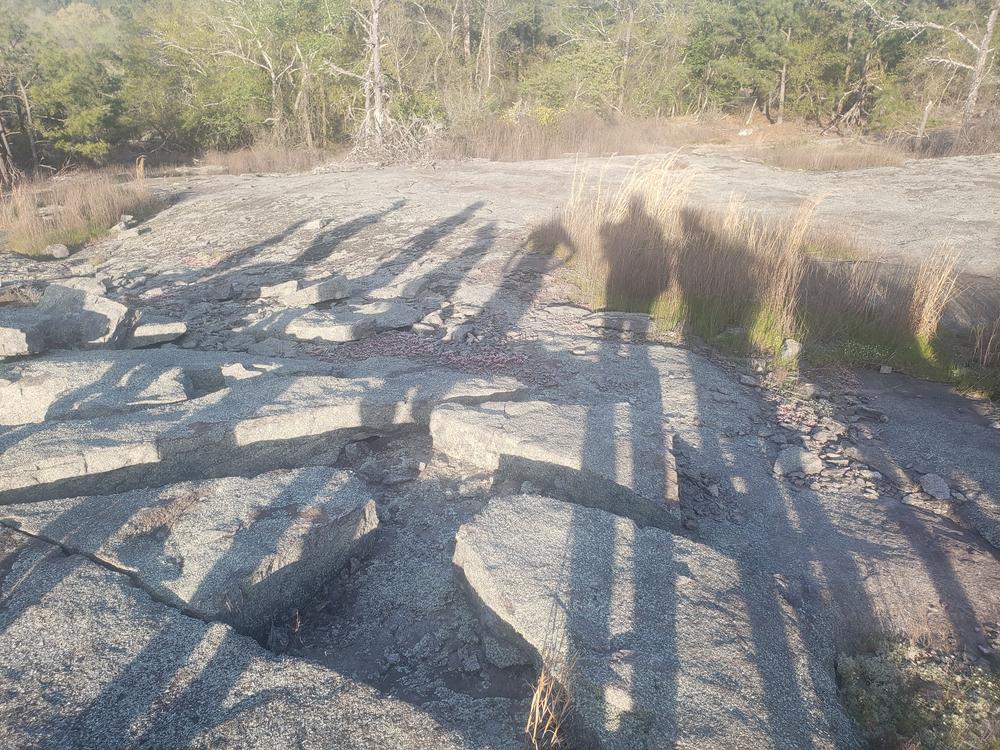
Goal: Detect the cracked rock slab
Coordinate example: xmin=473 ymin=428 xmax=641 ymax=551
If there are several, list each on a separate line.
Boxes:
xmin=454 ymin=495 xmax=857 ymax=750
xmin=430 ymin=400 xmax=679 ymax=528
xmin=0 ymin=370 xmax=521 ymax=502
xmin=0 ymin=527 xmax=517 ymax=750
xmin=261 ymin=301 xmax=424 ymax=343
xmin=0 ymin=283 xmax=129 ymax=358
xmin=0 ymin=468 xmax=377 ymax=632
xmin=0 ymin=348 xmax=340 ymax=426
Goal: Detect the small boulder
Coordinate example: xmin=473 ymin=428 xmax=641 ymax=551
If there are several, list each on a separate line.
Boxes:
xmin=44 ymin=243 xmax=70 ymax=259
xmin=919 ymin=473 xmax=951 ymax=501
xmin=259 ymin=279 xmax=300 ymax=299
xmin=281 ymin=275 xmax=350 ymax=306
xmin=125 ymin=315 xmax=188 ymax=348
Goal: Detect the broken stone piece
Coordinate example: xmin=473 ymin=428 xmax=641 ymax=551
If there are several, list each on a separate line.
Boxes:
xmin=919 ymin=472 xmax=951 ymax=501
xmin=582 ymin=311 xmax=652 ymax=334
xmin=281 ymin=275 xmax=350 ymax=306
xmin=125 ymin=315 xmax=188 ymax=348
xmin=431 ymin=400 xmax=679 ymax=528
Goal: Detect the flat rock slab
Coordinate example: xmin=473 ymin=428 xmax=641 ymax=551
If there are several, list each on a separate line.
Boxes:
xmin=261 ymin=301 xmax=424 ymax=343
xmin=0 ymin=369 xmax=521 ymax=502
xmin=430 ymin=400 xmax=679 ymax=529
xmin=125 ymin=314 xmax=188 ymax=347
xmin=0 ymin=348 xmax=340 ymax=426
xmin=582 ymin=311 xmax=652 ymax=334
xmin=0 ymin=528 xmax=517 ymax=749
xmin=454 ymin=495 xmax=856 ymax=750
xmin=280 ymin=275 xmax=351 ymax=306
xmin=0 ymin=468 xmax=376 ymax=632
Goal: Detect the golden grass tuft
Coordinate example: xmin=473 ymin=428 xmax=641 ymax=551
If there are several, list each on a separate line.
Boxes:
xmin=538 ymin=159 xmax=963 ymax=370
xmin=747 ymin=140 xmax=908 ymax=171
xmin=0 ymin=166 xmax=164 ymax=256
xmin=200 ymin=143 xmax=335 ymax=175
xmin=440 ymin=112 xmax=731 ymax=162
xmin=525 ymin=660 xmax=575 ymax=750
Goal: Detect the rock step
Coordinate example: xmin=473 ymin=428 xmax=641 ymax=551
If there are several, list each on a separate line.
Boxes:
xmin=430 ymin=400 xmax=680 ymax=529
xmin=0 ymin=282 xmax=129 ymax=359
xmin=0 ymin=348 xmax=339 ymax=426
xmin=254 ymin=301 xmax=424 ymax=343
xmin=0 ymin=468 xmax=376 ymax=633
xmin=454 ymin=495 xmax=854 ymax=750
xmin=0 ymin=528 xmax=516 ymax=749
xmin=0 ymin=370 xmax=520 ymax=503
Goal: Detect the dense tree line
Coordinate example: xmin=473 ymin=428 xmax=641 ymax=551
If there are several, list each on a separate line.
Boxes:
xmin=0 ymin=0 xmax=997 ymax=177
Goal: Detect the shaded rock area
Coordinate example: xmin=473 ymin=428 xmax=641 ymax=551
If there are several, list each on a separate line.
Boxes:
xmin=0 ymin=153 xmax=998 ymax=749
xmin=0 ymin=528 xmax=518 ymax=750
xmin=454 ymin=495 xmax=857 ymax=750
xmin=0 ymin=368 xmax=520 ymax=503
xmin=0 ymin=468 xmax=377 ymax=632
xmin=431 ymin=400 xmax=680 ymax=529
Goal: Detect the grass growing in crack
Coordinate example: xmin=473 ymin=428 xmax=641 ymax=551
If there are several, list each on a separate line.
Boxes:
xmin=532 ymin=159 xmax=998 ymax=397
xmin=1 ymin=167 xmax=164 ymax=256
xmin=837 ymin=639 xmax=1000 ymax=750
xmin=525 ymin=659 xmax=575 ymax=750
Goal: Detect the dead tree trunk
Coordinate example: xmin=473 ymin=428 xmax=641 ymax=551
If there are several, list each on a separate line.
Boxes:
xmin=363 ymin=0 xmax=388 ymax=148
xmin=15 ymin=76 xmax=38 ymax=169
xmin=961 ymin=0 xmax=999 ymax=132
xmin=0 ymin=116 xmax=21 ymax=190
xmin=777 ymin=28 xmax=791 ymax=124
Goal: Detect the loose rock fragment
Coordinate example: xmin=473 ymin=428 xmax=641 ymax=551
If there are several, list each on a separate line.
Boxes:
xmin=125 ymin=314 xmax=188 ymax=348
xmin=281 ymin=275 xmax=351 ymax=306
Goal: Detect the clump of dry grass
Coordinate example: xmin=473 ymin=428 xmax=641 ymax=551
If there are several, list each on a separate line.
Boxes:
xmin=0 ymin=166 xmax=164 ymax=256
xmin=440 ymin=112 xmax=730 ymax=162
xmin=974 ymin=315 xmax=1000 ymax=368
xmin=747 ymin=140 xmax=908 ymax=171
xmin=536 ymin=159 xmax=960 ymax=367
xmin=525 ymin=658 xmax=575 ymax=750
xmin=200 ymin=143 xmax=335 ymax=174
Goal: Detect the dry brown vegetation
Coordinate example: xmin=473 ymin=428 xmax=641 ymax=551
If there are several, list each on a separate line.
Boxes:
xmin=0 ymin=167 xmax=164 ymax=256
xmin=535 ymin=160 xmax=965 ymax=374
xmin=837 ymin=639 xmax=1000 ymax=750
xmin=440 ymin=112 xmax=732 ymax=162
xmin=199 ymin=143 xmax=335 ymax=174
xmin=525 ymin=662 xmax=575 ymax=750
xmin=745 ymin=140 xmax=909 ymax=171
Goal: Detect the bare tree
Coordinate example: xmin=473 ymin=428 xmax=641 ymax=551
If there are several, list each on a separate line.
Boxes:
xmin=328 ymin=0 xmax=391 ymax=150
xmin=865 ymin=0 xmax=1000 ymax=132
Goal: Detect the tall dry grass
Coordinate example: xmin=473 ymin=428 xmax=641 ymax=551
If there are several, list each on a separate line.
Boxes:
xmin=440 ymin=112 xmax=730 ymax=162
xmin=746 ymin=141 xmax=908 ymax=171
xmin=200 ymin=143 xmax=335 ymax=174
xmin=0 ymin=166 xmax=163 ymax=256
xmin=536 ymin=160 xmax=961 ymax=366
